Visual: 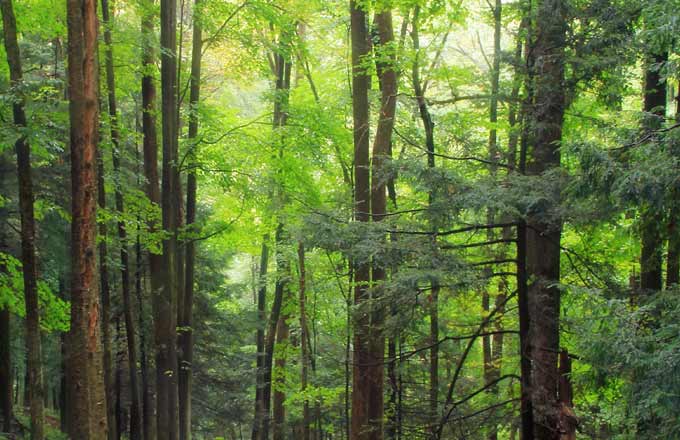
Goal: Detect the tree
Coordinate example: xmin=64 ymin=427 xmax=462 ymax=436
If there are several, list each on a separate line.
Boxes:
xmin=0 ymin=1 xmax=44 ymax=438
xmin=66 ymin=0 xmax=109 ymax=437
xmin=525 ymin=0 xmax=567 ymax=438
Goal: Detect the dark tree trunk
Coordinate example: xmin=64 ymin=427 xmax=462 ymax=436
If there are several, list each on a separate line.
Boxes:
xmin=298 ymin=243 xmax=312 ymax=440
xmin=66 ymin=0 xmax=109 ymax=437
xmin=526 ymin=1 xmax=566 ymax=438
xmin=100 ymin=1 xmax=143 ymax=438
xmin=272 ymin=310 xmax=290 ymax=440
xmin=349 ymin=1 xmax=373 ymax=438
xmin=158 ymin=0 xmax=181 ymax=435
xmin=640 ymin=53 xmax=667 ymax=293
xmin=0 ymin=2 xmax=44 ymax=438
xmin=140 ymin=4 xmax=160 ymax=439
xmin=252 ymin=238 xmax=269 ymax=440
xmin=179 ymin=2 xmax=203 ymax=437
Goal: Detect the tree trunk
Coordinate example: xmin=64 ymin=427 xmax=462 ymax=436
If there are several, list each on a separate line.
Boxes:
xmin=349 ymin=1 xmax=374 ymax=438
xmin=179 ymin=2 xmax=203 ymax=437
xmin=158 ymin=0 xmax=181 ymax=435
xmin=66 ymin=0 xmax=109 ymax=437
xmin=0 ymin=2 xmax=44 ymax=438
xmin=410 ymin=9 xmax=440 ymax=435
xmin=272 ymin=312 xmax=290 ymax=440
xmin=526 ymin=1 xmax=566 ymax=438
xmin=140 ymin=4 xmax=161 ymax=439
xmin=298 ymin=243 xmax=312 ymax=440
xmin=97 ymin=126 xmax=117 ymax=440
xmin=640 ymin=52 xmax=667 ymax=293
xmin=100 ymin=1 xmax=143 ymax=438
xmin=252 ymin=238 xmax=269 ymax=440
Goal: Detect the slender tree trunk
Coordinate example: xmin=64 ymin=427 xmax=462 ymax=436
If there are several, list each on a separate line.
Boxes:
xmin=526 ymin=1 xmax=566 ymax=438
xmin=485 ymin=3 xmax=502 ymax=439
xmin=272 ymin=311 xmax=290 ymax=440
xmin=100 ymin=2 xmax=143 ymax=438
xmin=140 ymin=4 xmax=161 ymax=439
xmin=0 ymin=148 xmax=10 ymax=435
xmin=410 ymin=8 xmax=439 ymax=436
xmin=667 ymin=93 xmax=680 ymax=287
xmin=0 ymin=2 xmax=44 ymax=438
xmin=260 ymin=229 xmax=286 ymax=440
xmin=252 ymin=238 xmax=269 ymax=440
xmin=97 ymin=125 xmax=117 ymax=440
xmin=298 ymin=243 xmax=312 ymax=440
xmin=66 ymin=0 xmax=109 ymax=437
xmin=158 ymin=0 xmax=180 ymax=435
xmin=179 ymin=2 xmax=203 ymax=437
xmin=349 ymin=1 xmax=374 ymax=438
xmin=640 ymin=52 xmax=667 ymax=293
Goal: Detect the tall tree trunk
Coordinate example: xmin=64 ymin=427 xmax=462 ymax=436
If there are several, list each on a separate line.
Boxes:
xmin=66 ymin=0 xmax=109 ymax=437
xmin=0 ymin=148 xmax=10 ymax=434
xmin=179 ymin=2 xmax=203 ymax=437
xmin=410 ymin=9 xmax=440 ymax=435
xmin=526 ymin=1 xmax=566 ymax=438
xmin=0 ymin=2 xmax=44 ymax=438
xmin=158 ymin=0 xmax=181 ymax=435
xmin=349 ymin=1 xmax=374 ymax=438
xmin=100 ymin=1 xmax=143 ymax=438
xmin=252 ymin=238 xmax=269 ymax=440
xmin=272 ymin=310 xmax=290 ymax=440
xmin=640 ymin=52 xmax=667 ymax=292
xmin=260 ymin=228 xmax=286 ymax=440
xmin=485 ymin=2 xmax=503 ymax=439
xmin=140 ymin=3 xmax=161 ymax=439
xmin=667 ymin=94 xmax=680 ymax=287
xmin=298 ymin=244 xmax=312 ymax=440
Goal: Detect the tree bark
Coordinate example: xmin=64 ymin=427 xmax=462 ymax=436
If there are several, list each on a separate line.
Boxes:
xmin=251 ymin=238 xmax=269 ymax=440
xmin=140 ymin=5 xmax=160 ymax=440
xmin=158 ymin=0 xmax=181 ymax=435
xmin=272 ymin=311 xmax=290 ymax=440
xmin=349 ymin=1 xmax=374 ymax=438
xmin=179 ymin=2 xmax=203 ymax=437
xmin=100 ymin=1 xmax=143 ymax=438
xmin=526 ymin=1 xmax=566 ymax=438
xmin=640 ymin=52 xmax=667 ymax=292
xmin=66 ymin=0 xmax=109 ymax=437
xmin=0 ymin=1 xmax=44 ymax=437
xmin=298 ymin=243 xmax=312 ymax=440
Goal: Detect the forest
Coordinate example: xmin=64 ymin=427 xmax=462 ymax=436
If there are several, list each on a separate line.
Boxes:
xmin=0 ymin=0 xmax=679 ymax=439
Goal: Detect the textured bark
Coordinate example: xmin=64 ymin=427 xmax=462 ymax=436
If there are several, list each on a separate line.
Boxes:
xmin=668 ymin=94 xmax=680 ymax=287
xmin=298 ymin=243 xmax=312 ymax=440
xmin=101 ymin=1 xmax=143 ymax=437
xmin=179 ymin=2 xmax=203 ymax=437
xmin=0 ymin=1 xmax=44 ymax=437
xmin=526 ymin=1 xmax=566 ymax=438
xmin=640 ymin=53 xmax=667 ymax=292
xmin=66 ymin=0 xmax=109 ymax=437
xmin=350 ymin=1 xmax=373 ymax=439
xmin=157 ymin=0 xmax=181 ymax=435
xmin=251 ymin=239 xmax=269 ymax=440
